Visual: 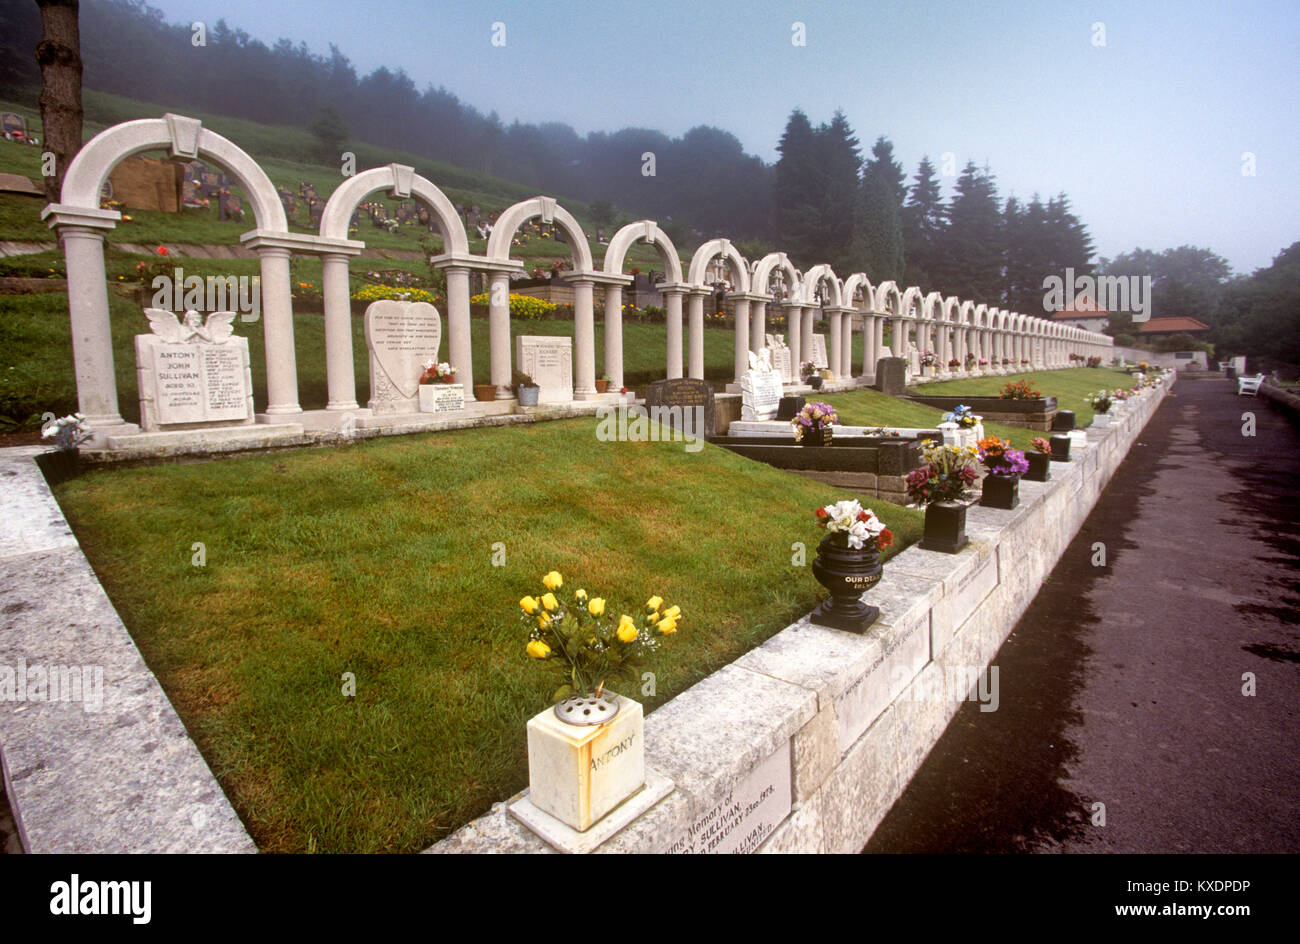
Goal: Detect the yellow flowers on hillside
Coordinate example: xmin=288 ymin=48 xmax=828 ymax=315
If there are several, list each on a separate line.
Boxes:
xmin=469 ymin=292 xmax=557 ymax=321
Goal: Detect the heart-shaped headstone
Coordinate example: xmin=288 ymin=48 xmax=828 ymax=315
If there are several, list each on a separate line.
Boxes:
xmin=364 ymin=299 xmax=442 ymax=399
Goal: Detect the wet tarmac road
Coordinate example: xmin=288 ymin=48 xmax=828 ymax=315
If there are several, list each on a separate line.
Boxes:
xmin=865 ymin=376 xmax=1300 ymax=853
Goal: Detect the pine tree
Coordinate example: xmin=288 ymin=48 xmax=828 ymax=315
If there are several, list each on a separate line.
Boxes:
xmin=851 ymin=136 xmax=906 ymax=281
xmin=816 ymin=110 xmax=862 ymax=272
xmin=774 ymin=108 xmax=824 ymax=267
xmin=942 ymin=161 xmax=1002 ymax=303
xmin=903 ymin=156 xmax=945 ymax=289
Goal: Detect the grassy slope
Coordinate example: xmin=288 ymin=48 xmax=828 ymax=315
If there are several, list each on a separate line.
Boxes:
xmin=53 ymin=418 xmax=922 ymax=853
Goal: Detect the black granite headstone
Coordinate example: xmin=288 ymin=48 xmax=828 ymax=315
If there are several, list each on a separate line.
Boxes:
xmin=1051 ymin=410 xmax=1076 ymax=432
xmin=644 ymin=378 xmax=716 ymax=439
xmin=776 ymin=395 xmax=805 ymax=421
xmin=874 ymin=356 xmax=908 ymax=395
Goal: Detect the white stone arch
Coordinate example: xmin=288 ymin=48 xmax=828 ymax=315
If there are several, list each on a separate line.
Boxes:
xmin=319 ymin=163 xmax=468 ymax=253
xmin=58 ymin=114 xmax=285 ymax=230
xmin=687 ymin=238 xmax=752 ymax=293
xmin=602 ymin=220 xmax=683 ymax=282
xmin=874 ymin=281 xmax=903 ymax=316
xmin=487 ymin=196 xmax=594 ymax=271
xmin=44 ymin=113 xmax=303 ymax=434
xmin=841 ymin=273 xmax=876 ymax=309
xmin=751 ymin=252 xmax=801 ymax=301
xmin=973 ymin=303 xmax=990 ymax=329
xmin=802 ymin=264 xmax=843 ymax=308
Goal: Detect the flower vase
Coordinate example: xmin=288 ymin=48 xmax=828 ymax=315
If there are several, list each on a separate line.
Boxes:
xmin=800 ymin=426 xmax=832 ymax=448
xmin=980 ymin=473 xmax=1020 ymax=510
xmin=1025 ymin=451 xmax=1052 ymax=481
xmin=810 ymin=534 xmax=882 ymax=632
xmin=1049 ymin=434 xmax=1072 ymax=461
xmin=524 ymin=691 xmax=645 ymax=832
xmin=921 ymin=501 xmax=968 ymax=554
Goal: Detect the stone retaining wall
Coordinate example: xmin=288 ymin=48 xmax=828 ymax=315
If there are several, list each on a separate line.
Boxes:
xmin=430 ymin=375 xmax=1173 ymax=853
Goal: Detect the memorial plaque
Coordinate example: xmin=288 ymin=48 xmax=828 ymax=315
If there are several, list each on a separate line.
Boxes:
xmin=365 ymin=299 xmax=443 ymax=413
xmin=199 ymin=170 xmax=225 ymax=197
xmin=134 ymin=310 xmax=254 ymax=431
xmin=645 ymin=378 xmax=716 ymax=438
xmin=741 ymin=368 xmax=783 ymax=422
xmin=516 ymin=336 xmax=573 ymax=403
xmin=667 ymin=742 xmax=792 ymax=854
xmin=419 ymin=383 xmax=466 ymax=414
xmin=931 ymin=545 xmax=999 ymax=656
xmin=811 ymin=334 xmax=829 ymax=369
xmin=771 ymin=345 xmax=793 ymax=382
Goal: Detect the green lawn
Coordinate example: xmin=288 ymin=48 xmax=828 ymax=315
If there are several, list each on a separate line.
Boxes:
xmin=52 ymin=418 xmax=922 ymax=852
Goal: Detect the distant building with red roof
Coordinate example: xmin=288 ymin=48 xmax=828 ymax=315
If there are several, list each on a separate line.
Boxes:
xmin=1051 ymin=295 xmax=1109 ymax=334
xmin=1138 ymin=317 xmax=1210 ymax=336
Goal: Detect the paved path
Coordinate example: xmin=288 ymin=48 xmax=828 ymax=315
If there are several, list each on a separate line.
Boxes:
xmin=866 ymin=376 xmax=1300 ymax=853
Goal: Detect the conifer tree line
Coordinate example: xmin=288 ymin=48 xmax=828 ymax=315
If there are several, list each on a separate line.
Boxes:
xmin=774 ymin=107 xmax=1095 ymax=314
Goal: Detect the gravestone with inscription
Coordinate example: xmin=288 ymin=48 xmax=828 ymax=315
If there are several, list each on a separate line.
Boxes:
xmin=645 ymin=377 xmax=717 ymax=438
xmin=740 ymin=352 xmax=784 ymax=422
xmin=516 ymin=336 xmax=574 ymax=403
xmin=134 ymin=309 xmax=254 ymax=431
xmin=667 ymin=742 xmax=791 ymax=854
xmin=365 ymin=299 xmax=443 ymax=413
xmin=874 ymin=357 xmax=908 ymax=396
xmin=2 ymin=113 xmax=27 ymax=138
xmin=811 ymin=334 xmax=829 ymax=370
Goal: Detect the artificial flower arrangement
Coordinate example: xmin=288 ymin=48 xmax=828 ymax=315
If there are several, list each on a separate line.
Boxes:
xmin=814 ymin=499 xmax=894 ymax=551
xmin=948 ymin=358 xmax=961 ymax=368
xmin=521 ymin=571 xmax=680 ymax=703
xmin=1000 ymin=379 xmax=1042 ymax=400
xmin=965 ymin=352 xmax=977 ymax=364
xmin=1084 ymin=389 xmax=1113 ymax=413
xmin=792 ymin=402 xmax=837 ymax=442
xmin=1111 ymin=386 xmax=1133 ymax=402
xmin=42 ymin=413 xmax=92 ymax=452
xmin=904 ymin=443 xmax=981 ymax=505
xmin=799 ymin=360 xmax=819 ymax=381
xmin=1087 ymin=356 xmax=1103 ymax=368
xmin=1030 ymin=436 xmax=1052 ymax=454
xmin=419 ymin=360 xmax=457 ymax=384
xmin=978 ymin=357 xmax=989 ymax=366
xmin=942 ymin=404 xmax=979 ymax=428
xmin=920 ymin=351 xmax=938 ymax=368
xmin=977 ymin=436 xmax=1029 ymax=477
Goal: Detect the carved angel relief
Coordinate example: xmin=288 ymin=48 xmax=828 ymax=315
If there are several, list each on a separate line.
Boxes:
xmin=144 ymin=308 xmax=237 ymax=344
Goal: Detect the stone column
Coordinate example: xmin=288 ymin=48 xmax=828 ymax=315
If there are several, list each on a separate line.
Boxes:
xmin=604 ymin=284 xmax=624 ymax=390
xmin=828 ymin=310 xmax=842 ymax=380
xmin=788 ymin=304 xmax=803 ymax=372
xmin=55 ymin=222 xmax=127 ymax=428
xmin=665 ymin=287 xmax=684 ymax=380
xmin=733 ymin=297 xmax=751 ymax=382
xmin=873 ymin=314 xmax=886 ymax=374
xmin=890 ymin=316 xmax=905 ymax=356
xmin=572 ymin=277 xmax=597 ymax=398
xmin=488 ymin=270 xmax=513 ymax=397
xmin=687 ymin=291 xmax=705 ymax=380
xmin=751 ymin=299 xmax=766 ymax=353
xmin=256 ymin=245 xmax=301 ymax=415
xmin=444 ymin=266 xmax=473 ymax=391
xmin=800 ymin=305 xmax=814 ymax=370
xmin=321 ymin=251 xmax=358 ymax=411
xmin=841 ymin=310 xmax=853 ymax=379
xmin=936 ymin=322 xmax=949 ymax=372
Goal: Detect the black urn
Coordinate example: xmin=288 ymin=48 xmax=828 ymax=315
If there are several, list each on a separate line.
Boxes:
xmin=1024 ymin=451 xmax=1052 ymax=481
xmin=810 ymin=534 xmax=882 ymax=632
xmin=980 ymin=473 xmax=1020 ymax=509
xmin=1049 ymin=434 xmax=1072 ymax=461
xmin=921 ymin=501 xmax=968 ymax=554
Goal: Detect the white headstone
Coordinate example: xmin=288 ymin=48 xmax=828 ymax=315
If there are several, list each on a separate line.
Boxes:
xmin=365 ymin=299 xmax=442 ymax=413
xmin=811 ymin=334 xmax=829 ymax=369
xmin=770 ymin=346 xmax=793 ymax=382
xmin=135 ymin=309 xmax=254 ymax=431
xmin=741 ymin=368 xmax=783 ymax=422
xmin=516 ymin=335 xmax=573 ymax=403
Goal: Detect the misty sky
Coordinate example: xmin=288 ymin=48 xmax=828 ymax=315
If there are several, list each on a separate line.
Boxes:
xmin=140 ymin=0 xmax=1298 ymax=275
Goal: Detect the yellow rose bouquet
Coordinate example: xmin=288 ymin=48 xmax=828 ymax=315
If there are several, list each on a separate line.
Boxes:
xmin=520 ymin=571 xmax=681 ymax=702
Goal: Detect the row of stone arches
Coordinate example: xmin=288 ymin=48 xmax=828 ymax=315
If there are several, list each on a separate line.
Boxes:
xmin=45 ymin=114 xmax=1111 ymax=440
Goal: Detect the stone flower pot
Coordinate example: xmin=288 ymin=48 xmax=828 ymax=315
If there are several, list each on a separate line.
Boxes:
xmin=474 ymin=383 xmax=497 ymax=402
xmin=921 ymin=501 xmax=968 ymax=554
xmin=810 ymin=534 xmax=882 ymax=632
xmin=525 ymin=691 xmax=644 ymax=833
xmin=1092 ymin=412 xmax=1112 ymax=429
xmin=1025 ymin=451 xmax=1052 ymax=481
xmin=980 ymin=473 xmax=1020 ymax=509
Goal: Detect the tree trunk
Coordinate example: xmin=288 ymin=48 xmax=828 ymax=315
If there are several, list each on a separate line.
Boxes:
xmin=34 ymin=0 xmax=82 ymax=204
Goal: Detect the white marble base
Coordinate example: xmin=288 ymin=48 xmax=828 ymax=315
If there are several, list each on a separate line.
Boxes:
xmin=508 ymin=769 xmax=674 ymax=854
